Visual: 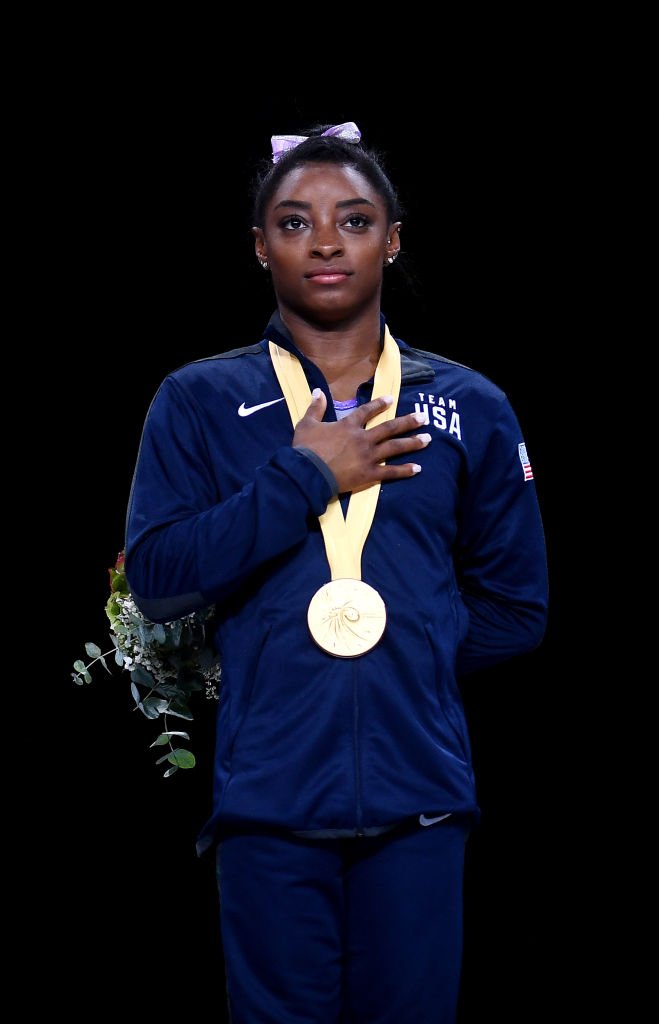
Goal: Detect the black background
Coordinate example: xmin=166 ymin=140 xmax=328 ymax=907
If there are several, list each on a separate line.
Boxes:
xmin=48 ymin=86 xmax=589 ymax=1021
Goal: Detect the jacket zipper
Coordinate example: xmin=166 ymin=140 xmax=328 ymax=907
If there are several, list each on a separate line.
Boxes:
xmin=353 ymin=661 xmax=364 ymax=836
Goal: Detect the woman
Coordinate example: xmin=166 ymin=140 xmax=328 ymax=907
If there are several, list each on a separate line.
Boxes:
xmin=125 ymin=121 xmax=548 ymax=1023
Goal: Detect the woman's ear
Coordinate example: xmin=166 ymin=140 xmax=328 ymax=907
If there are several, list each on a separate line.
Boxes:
xmin=385 ymin=222 xmax=402 ymax=264
xmin=252 ymin=227 xmax=268 ymax=270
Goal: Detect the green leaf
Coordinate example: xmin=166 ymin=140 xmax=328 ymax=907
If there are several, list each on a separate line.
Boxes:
xmin=73 ymin=660 xmax=86 ymax=673
xmin=83 ymin=670 xmax=92 ymax=684
xmin=109 ymin=569 xmax=129 ymax=595
xmin=115 ymin=649 xmax=124 ymax=667
xmin=163 ymin=766 xmax=179 ymax=778
xmin=164 ymin=701 xmax=194 ymax=721
xmin=152 ymin=623 xmax=167 ymax=644
xmin=100 ymin=656 xmax=111 ymax=674
xmin=85 ymin=642 xmax=102 ymax=658
xmin=72 ymin=673 xmax=84 ymax=686
xmin=130 ymin=665 xmax=156 ymax=689
xmin=160 ymin=730 xmax=190 ymax=741
xmin=150 ymin=733 xmax=170 ymax=747
xmin=140 ymin=695 xmax=169 ymax=720
xmin=167 ymin=748 xmax=196 ymax=769
xmin=151 ymin=682 xmax=182 ymax=699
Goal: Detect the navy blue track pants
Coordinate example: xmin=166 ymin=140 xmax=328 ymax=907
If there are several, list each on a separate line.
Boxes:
xmin=215 ymin=816 xmax=469 ymax=1023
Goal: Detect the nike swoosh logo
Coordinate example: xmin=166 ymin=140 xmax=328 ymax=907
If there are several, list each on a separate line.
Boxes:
xmin=238 ymin=398 xmax=286 ymax=417
xmin=419 ymin=813 xmax=452 ymax=827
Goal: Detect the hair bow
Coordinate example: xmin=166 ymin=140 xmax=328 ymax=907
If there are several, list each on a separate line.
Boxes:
xmin=270 ymin=122 xmax=362 ymax=164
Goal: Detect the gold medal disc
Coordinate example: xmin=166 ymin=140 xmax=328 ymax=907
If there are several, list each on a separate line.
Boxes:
xmin=307 ymin=578 xmax=386 ymax=658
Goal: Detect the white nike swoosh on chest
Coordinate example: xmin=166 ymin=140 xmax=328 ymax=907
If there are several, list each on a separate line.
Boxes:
xmin=238 ymin=398 xmax=286 ymax=417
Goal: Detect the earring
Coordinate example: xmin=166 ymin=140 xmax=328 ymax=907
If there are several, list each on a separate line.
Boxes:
xmin=258 ymin=258 xmax=269 ymax=270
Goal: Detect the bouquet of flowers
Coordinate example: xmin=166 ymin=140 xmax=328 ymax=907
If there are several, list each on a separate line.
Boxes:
xmin=72 ymin=551 xmax=220 ymax=777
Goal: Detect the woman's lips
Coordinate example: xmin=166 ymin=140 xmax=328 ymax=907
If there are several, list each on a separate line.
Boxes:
xmin=305 ymin=268 xmax=352 ymax=284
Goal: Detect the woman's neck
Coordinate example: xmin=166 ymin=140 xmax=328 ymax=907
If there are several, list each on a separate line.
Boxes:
xmin=278 ymin=308 xmax=382 ymax=403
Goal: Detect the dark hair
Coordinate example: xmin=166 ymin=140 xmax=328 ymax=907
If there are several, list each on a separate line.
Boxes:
xmin=251 ymin=124 xmax=403 ymax=228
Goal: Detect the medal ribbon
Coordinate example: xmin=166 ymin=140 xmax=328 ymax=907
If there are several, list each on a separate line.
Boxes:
xmin=269 ymin=326 xmax=402 ymax=581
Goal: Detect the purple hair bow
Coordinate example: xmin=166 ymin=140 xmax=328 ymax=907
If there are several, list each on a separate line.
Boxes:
xmin=270 ymin=122 xmax=362 ymax=164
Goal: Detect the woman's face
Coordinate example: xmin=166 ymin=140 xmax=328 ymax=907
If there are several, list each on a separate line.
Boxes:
xmin=254 ymin=162 xmax=394 ymax=325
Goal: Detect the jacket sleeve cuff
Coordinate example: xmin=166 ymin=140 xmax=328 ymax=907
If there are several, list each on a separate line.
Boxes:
xmin=295 ymin=447 xmax=339 ymax=498
xmin=269 ymin=445 xmax=338 ymax=515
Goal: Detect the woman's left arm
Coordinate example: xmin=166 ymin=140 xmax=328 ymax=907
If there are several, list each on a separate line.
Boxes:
xmin=453 ymin=395 xmax=549 ymax=676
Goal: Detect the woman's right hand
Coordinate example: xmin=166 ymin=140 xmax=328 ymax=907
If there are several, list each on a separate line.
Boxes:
xmin=292 ymin=390 xmax=432 ymax=493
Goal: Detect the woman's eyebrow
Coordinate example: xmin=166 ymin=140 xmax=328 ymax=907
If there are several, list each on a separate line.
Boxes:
xmin=273 ymin=197 xmax=376 ymax=211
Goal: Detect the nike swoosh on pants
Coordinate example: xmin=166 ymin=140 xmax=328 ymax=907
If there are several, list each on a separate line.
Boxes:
xmin=419 ymin=813 xmax=452 ymax=827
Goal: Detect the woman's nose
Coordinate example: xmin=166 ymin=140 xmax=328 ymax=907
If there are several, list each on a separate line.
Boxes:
xmin=310 ymin=224 xmax=344 ymax=257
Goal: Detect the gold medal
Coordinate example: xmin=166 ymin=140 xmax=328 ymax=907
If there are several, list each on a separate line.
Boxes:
xmin=307 ymin=578 xmax=386 ymax=658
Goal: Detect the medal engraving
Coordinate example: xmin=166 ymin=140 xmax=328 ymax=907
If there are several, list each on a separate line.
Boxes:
xmin=307 ymin=579 xmax=386 ymax=657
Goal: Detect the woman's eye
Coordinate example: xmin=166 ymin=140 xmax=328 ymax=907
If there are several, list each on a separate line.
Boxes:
xmin=282 ymin=216 xmax=306 ymax=230
xmin=344 ymin=214 xmax=370 ymax=229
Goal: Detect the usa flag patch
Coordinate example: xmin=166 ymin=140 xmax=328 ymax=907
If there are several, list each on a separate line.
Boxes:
xmin=518 ymin=442 xmax=534 ymax=481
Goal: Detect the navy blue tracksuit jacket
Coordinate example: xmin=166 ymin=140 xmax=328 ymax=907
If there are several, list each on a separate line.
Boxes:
xmin=125 ymin=314 xmax=548 ymax=854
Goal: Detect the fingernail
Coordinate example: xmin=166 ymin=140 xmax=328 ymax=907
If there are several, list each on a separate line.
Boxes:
xmin=412 ymin=411 xmax=428 ymax=424
xmin=381 ymin=395 xmax=393 ymax=405
xmin=417 ymin=433 xmax=432 ymax=444
xmin=311 ymin=388 xmax=323 ymax=399
xmin=411 ymin=464 xmax=422 ymax=474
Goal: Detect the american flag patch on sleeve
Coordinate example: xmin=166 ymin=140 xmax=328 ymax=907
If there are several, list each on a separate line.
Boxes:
xmin=518 ymin=442 xmax=534 ymax=481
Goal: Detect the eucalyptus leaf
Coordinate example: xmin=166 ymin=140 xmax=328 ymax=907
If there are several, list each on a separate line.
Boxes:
xmin=152 ymin=682 xmax=181 ymax=698
xmin=164 ymin=701 xmax=194 ymax=721
xmin=141 ymin=696 xmax=169 ymax=720
xmin=163 ymin=766 xmax=179 ymax=778
xmin=161 ymin=731 xmax=190 ymax=740
xmin=130 ymin=665 xmax=156 ymax=689
xmin=115 ymin=649 xmax=124 ymax=667
xmin=167 ymin=748 xmax=196 ymax=769
xmin=152 ymin=623 xmax=167 ymax=645
xmin=130 ymin=682 xmax=141 ymax=706
xmin=100 ymin=656 xmax=111 ymax=674
xmin=83 ymin=670 xmax=92 ymax=684
xmin=150 ymin=734 xmax=170 ymax=747
xmin=73 ymin=660 xmax=86 ymax=673
xmin=155 ymin=751 xmax=172 ymax=764
xmin=73 ymin=673 xmax=84 ymax=686
xmin=85 ymin=642 xmax=102 ymax=658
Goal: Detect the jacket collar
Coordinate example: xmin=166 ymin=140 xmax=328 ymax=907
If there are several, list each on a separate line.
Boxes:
xmin=263 ymin=310 xmax=435 ymax=386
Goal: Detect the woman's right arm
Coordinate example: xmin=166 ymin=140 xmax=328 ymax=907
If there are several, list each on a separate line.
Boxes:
xmin=124 ymin=375 xmax=336 ymax=623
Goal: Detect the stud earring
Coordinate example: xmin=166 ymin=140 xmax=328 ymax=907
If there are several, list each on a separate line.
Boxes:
xmin=258 ymin=258 xmax=269 ymax=270
xmin=387 ymin=257 xmax=394 ymax=265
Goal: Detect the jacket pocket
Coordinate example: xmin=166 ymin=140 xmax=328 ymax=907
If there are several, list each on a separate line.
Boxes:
xmin=226 ymin=622 xmax=273 ymax=763
xmin=423 ymin=621 xmax=471 ymax=764
xmin=448 ymin=578 xmax=470 ymax=646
